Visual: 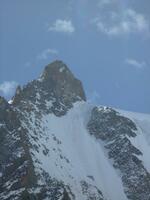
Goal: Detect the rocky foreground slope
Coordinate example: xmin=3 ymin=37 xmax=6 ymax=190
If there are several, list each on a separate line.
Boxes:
xmin=0 ymin=60 xmax=150 ymax=200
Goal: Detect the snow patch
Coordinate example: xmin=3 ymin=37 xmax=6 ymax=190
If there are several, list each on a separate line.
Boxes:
xmin=8 ymin=99 xmax=13 ymax=104
xmin=59 ymin=66 xmax=65 ymax=73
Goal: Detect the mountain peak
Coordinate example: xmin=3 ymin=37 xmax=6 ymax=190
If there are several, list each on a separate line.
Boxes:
xmin=40 ymin=60 xmax=75 ymax=82
xmin=13 ymin=60 xmax=86 ymax=115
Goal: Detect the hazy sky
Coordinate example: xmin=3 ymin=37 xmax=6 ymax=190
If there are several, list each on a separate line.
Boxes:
xmin=0 ymin=0 xmax=150 ymax=113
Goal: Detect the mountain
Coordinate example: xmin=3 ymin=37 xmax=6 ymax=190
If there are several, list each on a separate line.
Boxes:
xmin=0 ymin=60 xmax=150 ymax=200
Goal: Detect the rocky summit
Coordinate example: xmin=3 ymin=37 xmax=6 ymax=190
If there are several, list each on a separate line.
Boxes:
xmin=0 ymin=60 xmax=150 ymax=200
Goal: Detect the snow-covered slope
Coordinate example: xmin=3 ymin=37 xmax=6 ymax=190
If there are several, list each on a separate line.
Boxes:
xmin=0 ymin=60 xmax=150 ymax=200
xmin=22 ymin=101 xmax=128 ymax=200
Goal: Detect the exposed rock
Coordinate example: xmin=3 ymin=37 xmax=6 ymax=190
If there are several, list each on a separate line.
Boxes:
xmin=87 ymin=106 xmax=150 ymax=200
xmin=0 ymin=97 xmax=36 ymax=199
xmin=12 ymin=60 xmax=86 ymax=116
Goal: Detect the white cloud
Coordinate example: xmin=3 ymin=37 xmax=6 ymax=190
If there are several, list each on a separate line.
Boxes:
xmin=0 ymin=81 xmax=18 ymax=97
xmin=93 ymin=7 xmax=149 ymax=36
xmin=125 ymin=58 xmax=146 ymax=69
xmin=37 ymin=48 xmax=58 ymax=60
xmin=98 ymin=0 xmax=112 ymax=8
xmin=48 ymin=19 xmax=75 ymax=33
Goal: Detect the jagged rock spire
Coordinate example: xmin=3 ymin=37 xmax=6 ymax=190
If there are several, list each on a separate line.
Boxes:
xmin=39 ymin=60 xmax=86 ymax=101
xmin=12 ymin=60 xmax=86 ymax=116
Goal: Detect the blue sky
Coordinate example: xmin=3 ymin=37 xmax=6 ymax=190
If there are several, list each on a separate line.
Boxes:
xmin=0 ymin=0 xmax=150 ymax=113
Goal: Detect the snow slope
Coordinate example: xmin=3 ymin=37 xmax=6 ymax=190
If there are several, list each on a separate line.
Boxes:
xmin=23 ymin=101 xmax=128 ymax=200
xmin=19 ymin=98 xmax=150 ymax=200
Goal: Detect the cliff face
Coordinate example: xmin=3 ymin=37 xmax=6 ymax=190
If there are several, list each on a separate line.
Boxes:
xmin=88 ymin=107 xmax=150 ymax=200
xmin=0 ymin=97 xmax=36 ymax=199
xmin=0 ymin=61 xmax=150 ymax=200
xmin=12 ymin=60 xmax=86 ymax=116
